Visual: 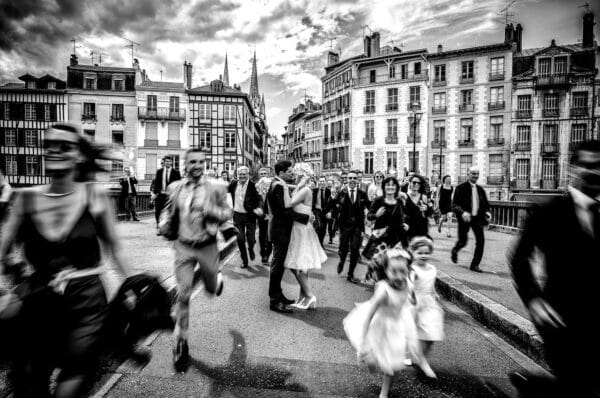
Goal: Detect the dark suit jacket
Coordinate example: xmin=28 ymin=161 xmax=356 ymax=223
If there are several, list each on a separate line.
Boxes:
xmin=331 ymin=187 xmax=370 ymax=231
xmin=452 ymin=181 xmax=490 ymax=222
xmin=266 ymin=180 xmax=310 ymax=244
xmin=228 ymin=180 xmax=261 ymax=217
xmin=152 ymin=168 xmax=181 ymax=194
xmin=119 ymin=176 xmax=137 ymax=196
xmin=510 ymin=194 xmax=599 ymax=328
xmin=312 ymin=187 xmax=331 ymax=214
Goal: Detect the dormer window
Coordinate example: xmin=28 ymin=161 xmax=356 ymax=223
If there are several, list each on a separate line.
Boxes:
xmin=554 ymin=57 xmax=567 ymax=75
xmin=26 ymin=81 xmax=36 ymax=89
xmin=112 ymin=74 xmax=125 ymax=91
xmin=47 ymin=82 xmax=56 ymax=89
xmin=84 ymin=73 xmax=97 ymax=90
xmin=538 ymin=58 xmax=551 ymax=76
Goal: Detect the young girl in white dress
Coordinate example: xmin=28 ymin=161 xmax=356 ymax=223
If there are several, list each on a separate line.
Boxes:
xmin=409 ymin=236 xmax=444 ymax=378
xmin=343 ymin=248 xmax=434 ymax=398
xmin=280 ymin=163 xmax=327 ymax=309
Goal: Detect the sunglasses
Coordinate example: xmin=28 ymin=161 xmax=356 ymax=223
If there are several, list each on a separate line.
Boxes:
xmin=411 ymin=181 xmax=421 ymax=185
xmin=375 ymin=175 xmax=383 ymax=179
xmin=347 ymin=176 xmax=358 ymax=180
xmin=44 ymin=140 xmax=78 ymax=152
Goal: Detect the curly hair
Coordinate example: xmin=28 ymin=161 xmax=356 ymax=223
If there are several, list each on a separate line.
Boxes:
xmin=292 ymin=162 xmax=315 ymax=178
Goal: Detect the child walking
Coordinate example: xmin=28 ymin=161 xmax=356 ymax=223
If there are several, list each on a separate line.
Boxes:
xmin=343 ymin=248 xmax=433 ymax=398
xmin=409 ymin=236 xmax=444 ymax=379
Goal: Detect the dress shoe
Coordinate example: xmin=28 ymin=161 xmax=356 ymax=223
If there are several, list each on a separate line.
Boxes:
xmin=249 ymin=249 xmax=256 ymax=261
xmin=270 ymin=301 xmax=292 ymax=313
xmin=347 ymin=276 xmax=360 ymax=284
xmin=450 ymin=249 xmax=457 ymax=264
xmin=470 ymin=266 xmax=483 ymax=273
xmin=337 ymin=262 xmax=344 ymax=275
xmin=279 ymin=295 xmax=295 ymax=305
xmin=173 ymin=339 xmax=190 ymax=373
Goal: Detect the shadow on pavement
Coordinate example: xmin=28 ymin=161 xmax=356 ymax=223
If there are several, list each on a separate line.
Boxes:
xmin=190 ymin=330 xmax=309 ymax=396
xmin=282 ymin=306 xmax=349 ymax=340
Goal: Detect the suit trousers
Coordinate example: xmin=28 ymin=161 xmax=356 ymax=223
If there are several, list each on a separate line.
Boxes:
xmin=314 ymin=210 xmax=327 ymax=246
xmin=233 ymin=212 xmax=257 ymax=265
xmin=123 ymin=194 xmax=138 ymax=220
xmin=257 ymin=217 xmax=272 ymax=260
xmin=453 ymin=218 xmax=485 ymax=268
xmin=269 ymin=242 xmax=289 ymax=302
xmin=338 ymin=225 xmax=363 ymax=277
xmin=154 ymin=193 xmax=167 ymax=225
xmin=327 ymin=218 xmax=336 ymax=241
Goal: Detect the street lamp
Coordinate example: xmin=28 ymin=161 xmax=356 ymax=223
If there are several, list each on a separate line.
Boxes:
xmin=410 ymin=102 xmax=423 ymax=173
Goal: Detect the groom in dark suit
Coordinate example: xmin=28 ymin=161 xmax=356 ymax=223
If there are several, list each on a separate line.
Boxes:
xmin=312 ymin=176 xmax=331 ymax=246
xmin=266 ymin=160 xmax=313 ymax=313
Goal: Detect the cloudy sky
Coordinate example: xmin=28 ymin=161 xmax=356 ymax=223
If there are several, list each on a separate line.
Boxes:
xmin=0 ymin=0 xmax=597 ymax=136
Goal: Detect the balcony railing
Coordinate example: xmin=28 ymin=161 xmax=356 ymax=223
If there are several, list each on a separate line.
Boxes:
xmin=431 ymin=140 xmax=447 ymax=148
xmin=514 ymin=143 xmax=531 ymax=151
xmin=144 ymin=139 xmax=158 ymax=147
xmin=515 ymin=178 xmax=530 ymax=189
xmin=431 ymin=106 xmax=447 ymax=114
xmin=432 ymin=79 xmax=447 ymax=87
xmin=110 ymin=115 xmax=125 ymax=123
xmin=138 ymin=107 xmax=186 ymax=121
xmin=535 ymin=74 xmax=569 ymax=89
xmin=514 ymin=109 xmax=532 ymax=119
xmin=569 ymin=140 xmax=586 ymax=150
xmin=363 ymin=137 xmax=374 ymax=145
xmin=459 ymin=103 xmax=474 ymax=112
xmin=81 ymin=113 xmax=96 ymax=121
xmin=570 ymin=107 xmax=589 ymax=117
xmin=541 ymin=178 xmax=558 ymax=189
xmin=407 ymin=103 xmax=421 ymax=111
xmin=343 ymin=133 xmax=350 ymax=140
xmin=167 ymin=140 xmax=181 ymax=148
xmin=542 ymin=108 xmax=559 ymax=118
xmin=489 ymin=72 xmax=505 ymax=81
xmin=460 ymin=76 xmax=475 ymax=84
xmin=541 ymin=143 xmax=559 ymax=153
xmin=364 ymin=106 xmax=375 ymax=114
xmin=488 ymin=101 xmax=505 ymax=111
xmin=407 ymin=135 xmax=421 ymax=144
xmin=385 ymin=103 xmax=399 ymax=112
xmin=353 ymin=71 xmax=428 ymax=86
xmin=385 ymin=135 xmax=398 ymax=144
xmin=458 ymin=139 xmax=474 ymax=147
xmin=487 ymin=176 xmax=504 ymax=185
xmin=487 ymin=137 xmax=505 ymax=146
xmin=323 ymin=137 xmax=329 ymax=144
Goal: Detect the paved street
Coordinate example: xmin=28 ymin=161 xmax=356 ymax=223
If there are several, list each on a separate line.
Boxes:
xmin=87 ymin=219 xmax=545 ymax=398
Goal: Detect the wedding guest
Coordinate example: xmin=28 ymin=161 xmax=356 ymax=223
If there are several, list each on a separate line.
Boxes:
xmin=435 ymin=175 xmax=454 ymax=238
xmin=405 ymin=175 xmax=432 ymax=240
xmin=367 ymin=170 xmax=385 ymax=201
xmin=256 ymin=167 xmax=272 ymax=264
xmin=152 ymin=156 xmax=181 ymax=234
xmin=312 ymin=176 xmax=331 ymax=246
xmin=119 ymin=167 xmax=139 ymax=221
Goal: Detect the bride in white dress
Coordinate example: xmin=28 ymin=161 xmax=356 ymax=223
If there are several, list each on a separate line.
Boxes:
xmin=279 ymin=163 xmax=327 ymax=309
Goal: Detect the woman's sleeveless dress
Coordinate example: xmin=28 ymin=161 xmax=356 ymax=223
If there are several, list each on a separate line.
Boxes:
xmin=284 ymin=203 xmax=327 ymax=272
xmin=412 ymin=265 xmax=444 ymax=341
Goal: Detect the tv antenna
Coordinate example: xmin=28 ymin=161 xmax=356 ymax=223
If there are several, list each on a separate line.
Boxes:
xmin=70 ymin=38 xmax=82 ymax=56
xmin=303 ymin=89 xmax=313 ymax=104
xmin=122 ymin=36 xmax=140 ymax=66
xmin=498 ymin=0 xmax=517 ymax=25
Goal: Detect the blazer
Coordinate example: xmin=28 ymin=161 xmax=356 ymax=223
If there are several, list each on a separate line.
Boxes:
xmin=265 ymin=180 xmax=310 ymax=244
xmin=510 ymin=193 xmax=599 ymax=328
xmin=452 ymin=181 xmax=490 ymax=221
xmin=119 ymin=176 xmax=137 ymax=196
xmin=228 ymin=180 xmax=261 ymax=217
xmin=152 ymin=168 xmax=181 ymax=194
xmin=331 ymin=187 xmax=370 ymax=231
xmin=312 ymin=187 xmax=331 ymax=214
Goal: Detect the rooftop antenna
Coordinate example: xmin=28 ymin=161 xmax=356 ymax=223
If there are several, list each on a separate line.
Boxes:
xmin=122 ymin=36 xmax=140 ymax=66
xmin=90 ymin=50 xmax=95 ymax=65
xmin=498 ymin=0 xmax=517 ymax=25
xmin=303 ymin=89 xmax=313 ymax=104
xmin=70 ymin=38 xmax=82 ymax=56
xmin=97 ymin=51 xmax=107 ymax=65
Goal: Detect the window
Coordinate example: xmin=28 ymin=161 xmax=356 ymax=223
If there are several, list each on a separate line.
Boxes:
xmin=389 ymin=65 xmax=396 ymax=78
xmin=5 ymin=129 xmax=17 ymax=146
xmin=489 ymin=154 xmax=503 ymax=177
xmin=387 ymin=119 xmax=398 ymax=137
xmin=459 ymin=155 xmax=473 ymax=179
xmin=112 ymin=130 xmax=124 ymax=145
xmin=113 ymin=79 xmax=124 ymax=91
xmin=490 ymin=57 xmax=504 ymax=75
xmin=364 ymin=152 xmax=374 ymax=174
xmin=225 ymin=130 xmax=236 ymax=148
xmin=25 ymin=104 xmax=36 ymax=120
xmin=344 ymin=118 xmax=349 ymax=138
xmin=408 ymin=152 xmax=420 ymax=173
xmin=461 ymin=61 xmax=474 ymax=79
xmin=571 ymin=124 xmax=586 ymax=144
xmin=432 ymin=155 xmax=445 ymax=176
xmin=365 ymin=120 xmax=374 ymax=139
xmin=409 ymin=86 xmax=420 ymax=106
xmin=516 ymin=159 xmax=530 ymax=180
xmin=169 ymin=96 xmax=179 ymax=113
xmin=538 ymin=58 xmax=551 ymax=76
xmin=554 ymin=56 xmax=567 ymax=74
xmin=517 ymin=95 xmax=531 ymax=110
xmin=84 ymin=129 xmax=95 ymax=141
xmin=83 ymin=102 xmax=95 ymax=117
xmin=146 ymin=154 xmax=157 ymax=176
xmin=44 ymin=104 xmax=52 ymax=121
xmin=27 ymin=81 xmax=36 ymax=89
xmin=401 ymin=64 xmax=407 ymax=79
xmin=47 ymin=82 xmax=56 ymax=89
xmin=490 ymin=87 xmax=504 ymax=104
xmin=25 ymin=130 xmax=37 ymax=147
xmin=323 ymin=124 xmax=328 ymax=141
xmin=572 ymin=92 xmax=588 ymax=108
xmin=460 ymin=118 xmax=473 ymax=142
xmin=84 ymin=77 xmax=95 ymax=89
xmin=147 ymin=95 xmax=157 ymax=111
xmin=433 ymin=93 xmax=446 ymax=110
xmin=199 ymin=103 xmax=210 ymax=121
xmin=433 ymin=120 xmax=445 ymax=142
xmin=26 ymin=156 xmax=40 ymax=176
xmin=387 ymin=88 xmax=398 ymax=106
xmin=145 ymin=122 xmax=158 ymax=141
xmin=544 ymin=94 xmax=559 ymax=110
xmin=434 ymin=65 xmax=446 ymax=82
xmin=111 ymin=104 xmax=124 ymax=121
xmin=461 ymin=90 xmax=473 ymax=105
xmin=5 ymin=155 xmax=17 ymax=175
xmin=490 ymin=116 xmax=503 ymax=139
xmin=414 ymin=62 xmax=421 ymax=75
xmin=369 ymin=70 xmax=376 ymax=83
xmin=517 ymin=126 xmax=531 ymax=144
xmin=387 ymin=152 xmax=397 ymax=171
xmin=543 ymin=124 xmax=558 ymax=144
xmin=365 ymin=90 xmax=375 ymax=112
xmin=168 ymin=122 xmax=179 ymax=143
xmin=224 ymin=105 xmax=236 ymax=123
xmin=541 ymin=159 xmax=558 ymax=181
xmin=3 ymin=104 xmax=9 ymax=120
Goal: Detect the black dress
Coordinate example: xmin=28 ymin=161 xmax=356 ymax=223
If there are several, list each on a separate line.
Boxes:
xmin=405 ymin=194 xmax=430 ymax=239
xmin=438 ymin=186 xmax=454 ymax=214
xmin=367 ymin=197 xmax=408 ymax=249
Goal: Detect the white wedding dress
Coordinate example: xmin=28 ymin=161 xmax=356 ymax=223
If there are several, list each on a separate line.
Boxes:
xmin=284 ymin=202 xmax=327 ymax=272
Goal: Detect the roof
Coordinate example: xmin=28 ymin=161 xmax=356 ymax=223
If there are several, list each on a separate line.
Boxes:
xmin=68 ymin=64 xmax=135 ymax=73
xmin=427 ymin=42 xmax=512 ymax=59
xmin=137 ymin=80 xmax=185 ymax=91
xmin=2 ymin=82 xmax=25 ymax=88
xmin=354 ymin=48 xmax=428 ymax=66
xmin=515 ymin=43 xmax=588 ymax=58
xmin=188 ymin=84 xmax=245 ymax=94
xmin=323 ymin=54 xmax=364 ymax=75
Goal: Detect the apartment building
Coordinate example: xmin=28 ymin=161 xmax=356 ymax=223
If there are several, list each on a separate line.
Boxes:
xmin=427 ymin=35 xmax=513 ymax=199
xmin=303 ymin=111 xmax=322 ymax=175
xmin=285 ymin=99 xmax=321 ymax=170
xmin=510 ymin=9 xmax=598 ymax=193
xmin=0 ymin=74 xmax=66 ymax=186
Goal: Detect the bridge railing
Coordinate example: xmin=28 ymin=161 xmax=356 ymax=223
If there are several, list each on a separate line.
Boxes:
xmin=488 ymin=201 xmax=536 ymax=233
xmin=107 ymin=191 xmax=154 ymax=219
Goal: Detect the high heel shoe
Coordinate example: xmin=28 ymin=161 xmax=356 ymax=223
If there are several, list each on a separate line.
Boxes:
xmin=295 ymin=296 xmax=316 ymax=310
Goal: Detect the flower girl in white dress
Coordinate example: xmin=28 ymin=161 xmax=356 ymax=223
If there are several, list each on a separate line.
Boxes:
xmin=279 ymin=163 xmax=327 ymax=309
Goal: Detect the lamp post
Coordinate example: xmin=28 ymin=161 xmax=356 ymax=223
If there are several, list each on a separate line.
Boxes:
xmin=410 ymin=102 xmax=423 ymax=173
xmin=438 ymin=134 xmax=443 ymax=182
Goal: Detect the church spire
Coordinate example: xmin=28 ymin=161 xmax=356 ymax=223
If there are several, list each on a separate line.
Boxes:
xmin=249 ymin=50 xmax=259 ymax=101
xmin=260 ymin=93 xmax=266 ymax=119
xmin=223 ymin=52 xmax=230 ymax=87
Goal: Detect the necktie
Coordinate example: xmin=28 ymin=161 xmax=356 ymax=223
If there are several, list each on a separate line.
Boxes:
xmin=471 ymin=184 xmax=479 ymax=216
xmin=163 ymin=168 xmax=168 ymax=191
xmin=351 ymin=189 xmax=355 ymax=204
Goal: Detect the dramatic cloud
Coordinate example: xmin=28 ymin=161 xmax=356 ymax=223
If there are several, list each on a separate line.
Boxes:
xmin=0 ymin=0 xmax=594 ymax=136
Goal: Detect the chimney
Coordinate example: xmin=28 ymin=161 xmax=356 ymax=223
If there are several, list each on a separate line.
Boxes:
xmin=514 ymin=24 xmax=523 ymax=52
xmin=327 ymin=51 xmax=340 ymax=66
xmin=437 ymin=44 xmax=443 ymax=53
xmin=70 ymin=53 xmax=78 ymax=66
xmin=364 ymin=35 xmax=372 ymax=57
xmin=183 ymin=61 xmax=192 ymax=89
xmin=504 ymin=23 xmax=514 ymax=43
xmin=583 ymin=7 xmax=595 ymax=48
xmin=370 ymin=32 xmax=380 ymax=57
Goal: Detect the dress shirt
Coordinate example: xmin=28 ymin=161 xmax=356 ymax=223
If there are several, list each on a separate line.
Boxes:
xmin=350 ymin=188 xmax=356 ymax=204
xmin=178 ymin=179 xmax=209 ymax=242
xmin=162 ymin=168 xmax=171 ymax=194
xmin=127 ymin=177 xmax=133 ymax=194
xmin=470 ymin=182 xmax=479 ymax=216
xmin=234 ymin=181 xmax=248 ymax=213
xmin=316 ymin=188 xmax=322 ymax=210
xmin=568 ymin=186 xmax=600 ymax=238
